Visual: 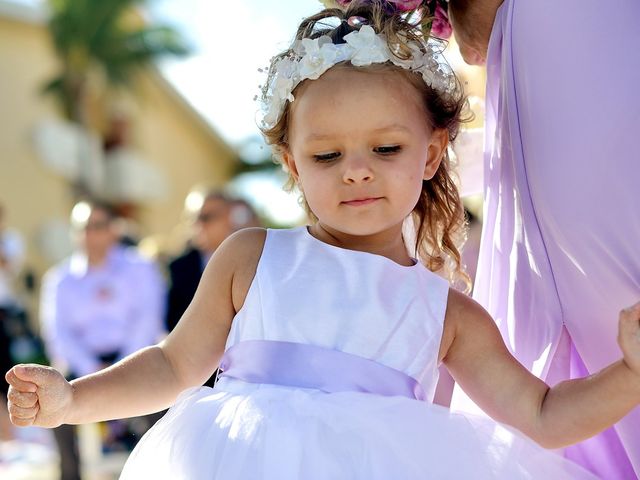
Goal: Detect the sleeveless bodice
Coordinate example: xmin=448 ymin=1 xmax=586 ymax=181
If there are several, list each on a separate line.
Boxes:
xmin=225 ymin=227 xmax=450 ymax=401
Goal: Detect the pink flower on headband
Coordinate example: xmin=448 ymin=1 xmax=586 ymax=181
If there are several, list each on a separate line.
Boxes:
xmin=388 ymin=0 xmax=423 ymax=12
xmin=430 ymin=4 xmax=452 ymax=39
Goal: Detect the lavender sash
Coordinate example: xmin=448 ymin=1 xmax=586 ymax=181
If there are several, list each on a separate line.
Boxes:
xmin=218 ymin=340 xmax=427 ymax=402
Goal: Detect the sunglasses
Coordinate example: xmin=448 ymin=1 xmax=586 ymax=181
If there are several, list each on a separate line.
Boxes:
xmin=81 ymin=221 xmax=111 ymax=232
xmin=196 ymin=210 xmax=226 ymax=224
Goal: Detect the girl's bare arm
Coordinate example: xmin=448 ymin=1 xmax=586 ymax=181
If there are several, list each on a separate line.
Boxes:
xmin=440 ymin=289 xmax=640 ymax=448
xmin=6 ymin=228 xmax=266 ymax=427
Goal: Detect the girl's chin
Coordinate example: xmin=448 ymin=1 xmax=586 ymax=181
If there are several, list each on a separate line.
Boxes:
xmin=315 ymin=220 xmax=405 ymax=238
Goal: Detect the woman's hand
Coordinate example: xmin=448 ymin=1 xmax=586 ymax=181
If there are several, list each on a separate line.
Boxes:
xmin=619 ymin=302 xmax=640 ymax=380
xmin=5 ymin=364 xmax=73 ymax=428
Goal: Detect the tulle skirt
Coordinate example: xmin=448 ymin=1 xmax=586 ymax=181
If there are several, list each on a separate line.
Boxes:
xmin=120 ymin=378 xmax=598 ymax=479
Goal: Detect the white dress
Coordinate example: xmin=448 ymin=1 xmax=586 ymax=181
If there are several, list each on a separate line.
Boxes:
xmin=120 ymin=227 xmax=597 ymax=479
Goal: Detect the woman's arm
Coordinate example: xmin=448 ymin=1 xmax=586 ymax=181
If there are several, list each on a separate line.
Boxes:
xmin=440 ymin=289 xmax=640 ymax=448
xmin=6 ymin=228 xmax=266 ymax=427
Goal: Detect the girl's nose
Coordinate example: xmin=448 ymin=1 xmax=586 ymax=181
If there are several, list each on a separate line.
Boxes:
xmin=342 ymin=157 xmax=374 ymax=184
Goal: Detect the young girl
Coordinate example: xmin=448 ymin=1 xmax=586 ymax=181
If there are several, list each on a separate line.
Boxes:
xmin=6 ymin=2 xmax=640 ymax=478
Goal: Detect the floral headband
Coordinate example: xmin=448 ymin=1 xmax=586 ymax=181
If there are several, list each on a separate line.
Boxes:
xmin=259 ymin=25 xmax=456 ymax=129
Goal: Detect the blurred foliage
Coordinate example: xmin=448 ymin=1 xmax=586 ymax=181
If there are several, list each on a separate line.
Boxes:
xmin=42 ymin=0 xmax=190 ymax=124
xmin=233 ymin=156 xmax=279 ymax=176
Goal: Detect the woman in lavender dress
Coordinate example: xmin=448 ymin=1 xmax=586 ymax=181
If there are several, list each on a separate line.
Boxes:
xmin=449 ymin=1 xmax=640 ymax=478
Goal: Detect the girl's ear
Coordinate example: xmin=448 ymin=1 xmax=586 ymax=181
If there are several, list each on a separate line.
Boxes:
xmin=282 ymin=148 xmax=300 ymax=181
xmin=423 ymin=128 xmax=449 ymax=181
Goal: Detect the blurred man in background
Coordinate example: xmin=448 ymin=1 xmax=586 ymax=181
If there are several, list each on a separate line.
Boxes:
xmin=0 ymin=203 xmax=25 ymax=314
xmin=41 ymin=200 xmax=165 ymax=480
xmin=165 ymin=191 xmax=260 ymax=333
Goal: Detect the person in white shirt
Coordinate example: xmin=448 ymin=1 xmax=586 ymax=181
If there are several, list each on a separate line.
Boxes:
xmin=0 ymin=203 xmax=25 ymax=310
xmin=41 ymin=200 xmax=165 ymax=480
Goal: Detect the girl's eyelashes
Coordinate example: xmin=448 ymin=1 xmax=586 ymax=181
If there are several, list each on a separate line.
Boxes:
xmin=374 ymin=145 xmax=402 ymax=155
xmin=311 ymin=145 xmax=401 ymax=162
xmin=313 ymin=152 xmax=341 ymax=162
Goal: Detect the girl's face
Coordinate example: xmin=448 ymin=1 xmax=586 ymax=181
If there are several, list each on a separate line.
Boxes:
xmin=284 ymin=67 xmax=447 ymax=238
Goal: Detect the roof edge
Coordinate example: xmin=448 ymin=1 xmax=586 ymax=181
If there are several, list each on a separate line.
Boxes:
xmin=148 ymin=67 xmax=238 ymax=160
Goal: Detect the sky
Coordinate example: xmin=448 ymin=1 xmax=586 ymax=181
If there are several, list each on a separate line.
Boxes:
xmin=152 ymin=0 xmax=322 ymax=147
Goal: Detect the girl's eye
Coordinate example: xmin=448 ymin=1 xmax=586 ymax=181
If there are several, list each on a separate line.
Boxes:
xmin=374 ymin=145 xmax=402 ymax=155
xmin=313 ymin=152 xmax=340 ymax=162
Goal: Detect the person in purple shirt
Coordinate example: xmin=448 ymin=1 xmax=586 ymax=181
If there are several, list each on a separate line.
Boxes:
xmin=447 ymin=0 xmax=640 ymax=478
xmin=40 ymin=200 xmax=165 ymax=480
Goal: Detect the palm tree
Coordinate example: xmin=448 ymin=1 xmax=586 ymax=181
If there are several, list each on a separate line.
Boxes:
xmin=43 ymin=0 xmax=190 ymax=125
xmin=40 ymin=0 xmax=190 ymax=196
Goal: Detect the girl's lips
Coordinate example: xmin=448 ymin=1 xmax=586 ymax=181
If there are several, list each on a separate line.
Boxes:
xmin=342 ymin=197 xmax=381 ymax=206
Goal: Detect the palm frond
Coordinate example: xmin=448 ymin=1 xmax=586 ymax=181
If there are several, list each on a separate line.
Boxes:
xmin=43 ymin=0 xmax=191 ymax=119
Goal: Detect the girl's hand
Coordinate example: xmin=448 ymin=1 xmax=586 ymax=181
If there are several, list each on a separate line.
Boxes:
xmin=5 ymin=364 xmax=73 ymax=428
xmin=619 ymin=302 xmax=640 ymax=379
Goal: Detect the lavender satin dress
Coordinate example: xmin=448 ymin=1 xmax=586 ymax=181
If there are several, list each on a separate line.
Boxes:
xmin=463 ymin=1 xmax=640 ymax=478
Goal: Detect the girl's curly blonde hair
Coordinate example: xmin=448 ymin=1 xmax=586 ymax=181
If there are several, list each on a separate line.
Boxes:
xmin=260 ymin=0 xmax=471 ymax=291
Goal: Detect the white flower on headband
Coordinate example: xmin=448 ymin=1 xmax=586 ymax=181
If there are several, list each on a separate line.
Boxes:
xmin=259 ymin=25 xmax=454 ymax=128
xmin=299 ymin=37 xmax=340 ymax=80
xmin=422 ymin=67 xmax=449 ymax=94
xmin=262 ymin=58 xmax=297 ymax=127
xmin=343 ymin=26 xmax=389 ymax=66
xmin=389 ymin=40 xmax=424 ymax=71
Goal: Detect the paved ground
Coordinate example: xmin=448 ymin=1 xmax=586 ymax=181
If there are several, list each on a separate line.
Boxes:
xmin=0 ymin=425 xmax=128 ymax=480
